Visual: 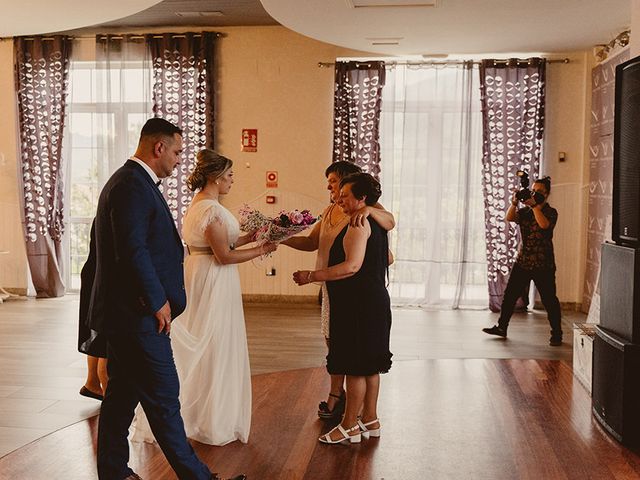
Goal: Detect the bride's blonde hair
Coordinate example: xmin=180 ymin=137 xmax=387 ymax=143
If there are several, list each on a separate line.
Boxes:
xmin=186 ymin=149 xmax=233 ymax=191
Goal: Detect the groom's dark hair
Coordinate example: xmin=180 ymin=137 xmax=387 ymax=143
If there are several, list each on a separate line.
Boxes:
xmin=140 ymin=118 xmax=182 ymax=141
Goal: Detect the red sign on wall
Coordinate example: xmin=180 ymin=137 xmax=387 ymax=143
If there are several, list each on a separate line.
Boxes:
xmin=241 ymin=129 xmax=258 ymax=152
xmin=266 ymin=171 xmax=278 ymax=188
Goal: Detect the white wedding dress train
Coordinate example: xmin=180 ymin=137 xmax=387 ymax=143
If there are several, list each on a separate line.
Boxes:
xmin=131 ymin=199 xmax=251 ymax=446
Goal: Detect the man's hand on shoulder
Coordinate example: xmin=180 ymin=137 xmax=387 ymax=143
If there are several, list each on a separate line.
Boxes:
xmin=350 ymin=206 xmax=371 ymax=227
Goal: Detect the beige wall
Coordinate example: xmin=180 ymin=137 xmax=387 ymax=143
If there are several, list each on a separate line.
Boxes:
xmin=544 ymin=51 xmax=594 ymax=305
xmin=633 ymin=0 xmax=640 ymax=57
xmin=212 ymin=27 xmax=356 ymax=298
xmin=0 ymin=26 xmax=595 ymax=304
xmin=0 ymin=38 xmax=28 ymax=293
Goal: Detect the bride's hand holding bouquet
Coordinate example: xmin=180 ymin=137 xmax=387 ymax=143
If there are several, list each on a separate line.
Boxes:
xmin=233 ymin=226 xmax=278 ymax=256
xmin=259 ymin=242 xmax=278 ymax=255
xmin=239 ymin=205 xmax=320 ymax=245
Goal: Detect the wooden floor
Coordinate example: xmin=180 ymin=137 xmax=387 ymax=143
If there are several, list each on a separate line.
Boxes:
xmin=2 ymin=359 xmax=640 ymax=479
xmin=2 ymin=295 xmax=638 ymax=479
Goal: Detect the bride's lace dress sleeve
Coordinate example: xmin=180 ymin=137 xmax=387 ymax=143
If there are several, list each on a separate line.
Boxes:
xmin=182 ymin=200 xmax=227 ymax=247
xmin=182 ymin=200 xmax=241 ymax=249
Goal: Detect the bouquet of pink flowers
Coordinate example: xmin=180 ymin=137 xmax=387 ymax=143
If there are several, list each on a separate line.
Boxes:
xmin=239 ymin=204 xmax=320 ymax=244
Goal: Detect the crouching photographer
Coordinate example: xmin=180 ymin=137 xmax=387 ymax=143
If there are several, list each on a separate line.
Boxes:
xmin=482 ymin=174 xmax=563 ymax=346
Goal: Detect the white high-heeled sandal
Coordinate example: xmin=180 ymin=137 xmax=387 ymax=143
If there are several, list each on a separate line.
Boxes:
xmin=318 ymin=424 xmax=361 ymax=444
xmin=357 ymin=418 xmax=381 ymax=439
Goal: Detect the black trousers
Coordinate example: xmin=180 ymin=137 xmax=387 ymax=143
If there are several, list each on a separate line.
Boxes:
xmin=498 ymin=264 xmax=562 ymax=337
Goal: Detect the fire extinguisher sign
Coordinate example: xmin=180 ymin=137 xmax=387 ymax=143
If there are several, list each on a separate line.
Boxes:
xmin=266 ymin=171 xmax=278 ymax=188
xmin=241 ymin=129 xmax=258 ymax=152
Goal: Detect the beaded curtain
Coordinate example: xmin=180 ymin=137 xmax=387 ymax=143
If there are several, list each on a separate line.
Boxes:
xmin=332 ymin=61 xmax=386 ymax=179
xmin=15 ymin=36 xmax=72 ymax=297
xmin=480 ymin=58 xmax=546 ymax=312
xmin=148 ymin=32 xmax=217 ymax=229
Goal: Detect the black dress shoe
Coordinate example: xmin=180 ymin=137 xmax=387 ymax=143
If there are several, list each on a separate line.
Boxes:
xmin=549 ymin=336 xmax=562 ymax=346
xmin=79 ymin=386 xmax=104 ymax=401
xmin=482 ymin=325 xmax=507 ymax=338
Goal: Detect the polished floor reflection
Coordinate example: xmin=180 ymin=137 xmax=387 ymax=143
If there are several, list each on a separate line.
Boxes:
xmin=1 ymin=295 xmax=626 ymax=479
xmin=2 ymin=359 xmax=640 ymax=479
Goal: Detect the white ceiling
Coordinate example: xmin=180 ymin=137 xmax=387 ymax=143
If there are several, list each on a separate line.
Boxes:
xmin=89 ymin=0 xmax=277 ymax=30
xmin=0 ymin=0 xmax=162 ymax=37
xmin=1 ymin=0 xmax=631 ymax=57
xmin=260 ymin=0 xmax=631 ymax=56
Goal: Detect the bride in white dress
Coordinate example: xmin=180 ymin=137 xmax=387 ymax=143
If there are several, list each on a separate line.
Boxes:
xmin=132 ymin=149 xmax=277 ymax=446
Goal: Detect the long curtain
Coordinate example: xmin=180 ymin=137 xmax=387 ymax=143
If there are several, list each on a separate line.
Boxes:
xmin=94 ymin=35 xmax=154 ymax=175
xmin=333 ymin=61 xmax=385 ymax=178
xmin=147 ymin=32 xmax=217 ymax=228
xmin=14 ymin=36 xmax=72 ymax=297
xmin=379 ymin=63 xmax=487 ymax=308
xmin=480 ymin=58 xmax=546 ymax=312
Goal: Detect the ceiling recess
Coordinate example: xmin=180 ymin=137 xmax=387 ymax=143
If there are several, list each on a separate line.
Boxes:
xmin=346 ymin=0 xmax=439 ymax=8
xmin=175 ymin=11 xmax=224 ymax=18
xmin=366 ymin=36 xmax=403 ymax=45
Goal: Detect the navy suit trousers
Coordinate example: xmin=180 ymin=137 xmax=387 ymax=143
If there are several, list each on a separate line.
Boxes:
xmin=97 ymin=332 xmax=211 ymax=480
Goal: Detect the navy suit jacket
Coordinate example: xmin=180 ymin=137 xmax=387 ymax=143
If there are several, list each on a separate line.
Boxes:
xmin=87 ymin=160 xmax=186 ymax=334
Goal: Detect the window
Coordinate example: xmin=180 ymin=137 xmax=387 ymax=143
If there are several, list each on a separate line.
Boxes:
xmin=380 ymin=64 xmax=487 ymax=308
xmin=64 ymin=51 xmax=153 ymax=290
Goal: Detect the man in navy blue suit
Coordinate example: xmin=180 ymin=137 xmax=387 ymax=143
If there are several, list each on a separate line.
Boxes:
xmin=88 ymin=118 xmax=245 ymax=480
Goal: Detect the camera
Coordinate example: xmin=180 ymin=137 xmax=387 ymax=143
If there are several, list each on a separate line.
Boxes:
xmin=515 ymin=170 xmax=545 ymax=205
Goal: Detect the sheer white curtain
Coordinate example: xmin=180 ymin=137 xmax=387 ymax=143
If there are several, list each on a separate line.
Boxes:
xmin=64 ymin=36 xmax=154 ymax=289
xmin=94 ymin=35 xmax=154 ymax=175
xmin=379 ymin=63 xmax=487 ymax=308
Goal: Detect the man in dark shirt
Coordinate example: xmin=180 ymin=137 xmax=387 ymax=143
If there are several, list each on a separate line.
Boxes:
xmin=482 ymin=177 xmax=563 ymax=346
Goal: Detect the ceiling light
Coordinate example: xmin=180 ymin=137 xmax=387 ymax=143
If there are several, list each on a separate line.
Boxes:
xmin=347 ymin=0 xmax=439 ymax=7
xmin=175 ymin=11 xmax=224 ymax=18
xmin=366 ymin=37 xmax=403 ymax=41
xmin=366 ymin=37 xmax=403 ymax=46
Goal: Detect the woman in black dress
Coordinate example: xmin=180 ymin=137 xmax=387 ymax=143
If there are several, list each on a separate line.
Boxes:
xmin=294 ymin=173 xmax=392 ymax=445
xmin=78 ymin=220 xmax=108 ymax=400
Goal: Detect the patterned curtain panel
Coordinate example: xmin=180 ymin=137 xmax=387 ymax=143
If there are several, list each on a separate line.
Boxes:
xmin=480 ymin=58 xmax=546 ymax=312
xmin=14 ymin=36 xmax=72 ymax=297
xmin=147 ymin=32 xmax=217 ymax=228
xmin=332 ymin=61 xmax=386 ymax=178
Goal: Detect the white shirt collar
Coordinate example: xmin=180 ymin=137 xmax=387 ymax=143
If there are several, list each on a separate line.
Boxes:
xmin=130 ymin=156 xmax=160 ymax=185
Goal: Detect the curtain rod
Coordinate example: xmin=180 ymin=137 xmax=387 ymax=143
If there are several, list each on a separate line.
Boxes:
xmin=97 ymin=33 xmax=224 ymax=40
xmin=18 ymin=33 xmax=224 ymax=41
xmin=318 ymin=58 xmax=570 ymax=68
